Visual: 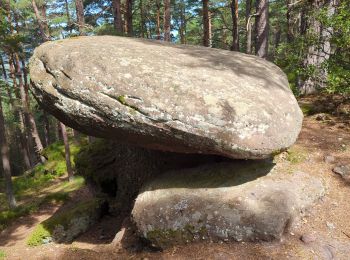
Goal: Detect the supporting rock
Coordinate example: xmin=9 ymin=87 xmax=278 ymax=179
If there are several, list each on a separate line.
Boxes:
xmin=132 ymin=161 xmax=325 ymax=248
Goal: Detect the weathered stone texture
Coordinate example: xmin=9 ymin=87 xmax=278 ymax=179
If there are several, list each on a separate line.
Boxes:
xmin=29 ymin=36 xmax=303 ymax=159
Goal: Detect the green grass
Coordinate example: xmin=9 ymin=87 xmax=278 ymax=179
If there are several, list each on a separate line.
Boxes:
xmin=286 ymin=146 xmax=308 ymax=164
xmin=0 ymin=177 xmax=85 ymax=231
xmin=0 ymin=139 xmax=87 ymax=231
xmin=0 ymin=249 xmax=5 ymax=260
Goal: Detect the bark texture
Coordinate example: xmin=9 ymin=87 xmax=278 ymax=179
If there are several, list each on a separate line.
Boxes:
xmin=231 ymin=0 xmax=239 ymax=51
xmin=112 ymin=0 xmax=123 ymax=34
xmin=125 ymin=0 xmax=133 ymax=36
xmin=0 ymin=88 xmax=16 ymax=209
xmin=298 ymin=0 xmax=337 ymax=94
xmin=163 ymin=0 xmax=171 ymax=41
xmin=202 ymin=0 xmax=212 ymax=47
xmin=60 ymin=122 xmax=74 ymax=181
xmin=75 ymin=0 xmax=85 ymax=35
xmin=255 ymin=0 xmax=269 ymax=58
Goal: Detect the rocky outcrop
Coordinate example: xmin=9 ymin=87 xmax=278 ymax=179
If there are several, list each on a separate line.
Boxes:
xmin=29 ymin=36 xmax=303 ymax=159
xmin=132 ymin=161 xmax=325 ymax=248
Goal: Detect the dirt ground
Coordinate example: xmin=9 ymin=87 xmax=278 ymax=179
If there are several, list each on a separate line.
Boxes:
xmin=1 ymin=96 xmax=350 ymax=260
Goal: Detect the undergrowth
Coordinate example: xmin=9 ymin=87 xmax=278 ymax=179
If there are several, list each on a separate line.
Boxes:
xmin=0 ymin=139 xmax=87 ymax=231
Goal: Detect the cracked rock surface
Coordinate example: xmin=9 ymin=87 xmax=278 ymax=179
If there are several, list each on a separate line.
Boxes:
xmin=29 ymin=36 xmax=303 ymax=159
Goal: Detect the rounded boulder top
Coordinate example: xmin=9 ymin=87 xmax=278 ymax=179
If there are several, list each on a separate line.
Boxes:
xmin=29 ymin=36 xmax=303 ymax=159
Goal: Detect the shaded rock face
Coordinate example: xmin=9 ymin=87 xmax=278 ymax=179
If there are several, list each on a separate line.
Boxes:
xmin=132 ymin=162 xmax=325 ymax=248
xmin=29 ymin=36 xmax=303 ymax=159
xmin=75 ymin=139 xmax=226 ymax=209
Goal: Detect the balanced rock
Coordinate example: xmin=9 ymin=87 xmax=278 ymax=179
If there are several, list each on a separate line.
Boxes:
xmin=29 ymin=36 xmax=302 ymax=159
xmin=132 ymin=161 xmax=324 ymax=248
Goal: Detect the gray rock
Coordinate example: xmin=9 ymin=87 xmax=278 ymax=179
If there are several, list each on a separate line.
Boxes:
xmin=300 ymin=233 xmax=317 ymax=244
xmin=132 ymin=161 xmax=325 ymax=248
xmin=324 ymin=155 xmax=335 ymax=164
xmin=29 ymin=36 xmax=303 ymax=159
xmin=333 ymin=165 xmax=350 ymax=181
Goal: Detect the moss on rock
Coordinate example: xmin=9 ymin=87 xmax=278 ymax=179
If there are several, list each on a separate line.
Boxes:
xmin=27 ymin=198 xmax=107 ymax=246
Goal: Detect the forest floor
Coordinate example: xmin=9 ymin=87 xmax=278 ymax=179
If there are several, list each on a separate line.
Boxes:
xmin=0 ymin=95 xmax=350 ymax=260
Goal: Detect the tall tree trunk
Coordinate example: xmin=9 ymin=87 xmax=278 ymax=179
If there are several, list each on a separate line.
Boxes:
xmin=75 ymin=0 xmax=85 ymax=35
xmin=255 ymin=0 xmax=269 ymax=59
xmin=64 ymin=0 xmax=72 ymax=33
xmin=156 ymin=0 xmax=161 ymax=40
xmin=230 ymin=0 xmax=239 ymax=51
xmin=286 ymin=0 xmax=294 ymax=42
xmin=40 ymin=3 xmax=50 ymax=36
xmin=112 ymin=0 xmax=123 ymax=34
xmin=15 ymin=55 xmax=46 ymax=163
xmin=245 ymin=0 xmax=252 ymax=54
xmin=31 ymin=0 xmax=50 ymax=41
xmin=125 ymin=0 xmax=133 ymax=36
xmin=1 ymin=54 xmax=32 ymax=170
xmin=179 ymin=0 xmax=186 ymax=44
xmin=202 ymin=0 xmax=212 ymax=47
xmin=0 ymin=88 xmax=16 ymax=209
xmin=7 ymin=55 xmax=34 ymax=168
xmin=60 ymin=122 xmax=74 ymax=181
xmin=56 ymin=120 xmax=62 ymax=141
xmin=43 ymin=111 xmax=50 ymax=147
xmin=139 ymin=0 xmax=145 ymax=38
xmin=298 ymin=0 xmax=337 ymax=94
xmin=163 ymin=0 xmax=171 ymax=41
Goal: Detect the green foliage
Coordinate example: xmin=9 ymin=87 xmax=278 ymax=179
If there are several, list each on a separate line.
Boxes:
xmin=0 ymin=177 xmax=84 ymax=231
xmin=0 ymin=139 xmax=86 ymax=231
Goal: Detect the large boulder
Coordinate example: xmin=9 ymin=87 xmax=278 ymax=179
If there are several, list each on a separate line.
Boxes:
xmin=132 ymin=161 xmax=325 ymax=248
xmin=29 ymin=36 xmax=302 ymax=159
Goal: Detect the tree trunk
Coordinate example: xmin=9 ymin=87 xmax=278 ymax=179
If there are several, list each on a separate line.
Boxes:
xmin=179 ymin=0 xmax=186 ymax=44
xmin=43 ymin=111 xmax=50 ymax=147
xmin=1 ymin=54 xmax=32 ymax=170
xmin=298 ymin=0 xmax=337 ymax=95
xmin=7 ymin=55 xmax=34 ymax=168
xmin=60 ymin=122 xmax=74 ymax=181
xmin=88 ymin=136 xmax=96 ymax=143
xmin=139 ymin=0 xmax=145 ymax=38
xmin=245 ymin=0 xmax=252 ymax=54
xmin=75 ymin=0 xmax=85 ymax=35
xmin=163 ymin=0 xmax=171 ymax=41
xmin=15 ymin=55 xmax=46 ymax=163
xmin=0 ymin=88 xmax=16 ymax=209
xmin=56 ymin=120 xmax=62 ymax=141
xmin=31 ymin=0 xmax=50 ymax=41
xmin=156 ymin=0 xmax=161 ymax=40
xmin=255 ymin=0 xmax=269 ymax=59
xmin=40 ymin=3 xmax=50 ymax=36
xmin=125 ymin=0 xmax=133 ymax=36
xmin=73 ymin=129 xmax=80 ymax=143
xmin=230 ymin=0 xmax=239 ymax=51
xmin=64 ymin=0 xmax=72 ymax=33
xmin=286 ymin=0 xmax=293 ymax=42
xmin=112 ymin=0 xmax=123 ymax=34
xmin=202 ymin=0 xmax=212 ymax=47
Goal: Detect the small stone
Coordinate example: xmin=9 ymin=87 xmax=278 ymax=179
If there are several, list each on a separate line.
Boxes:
xmin=324 ymin=155 xmax=335 ymax=164
xmin=300 ymin=233 xmax=317 ymax=244
xmin=333 ymin=165 xmax=350 ymax=180
xmin=326 ymin=222 xmax=335 ymax=229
